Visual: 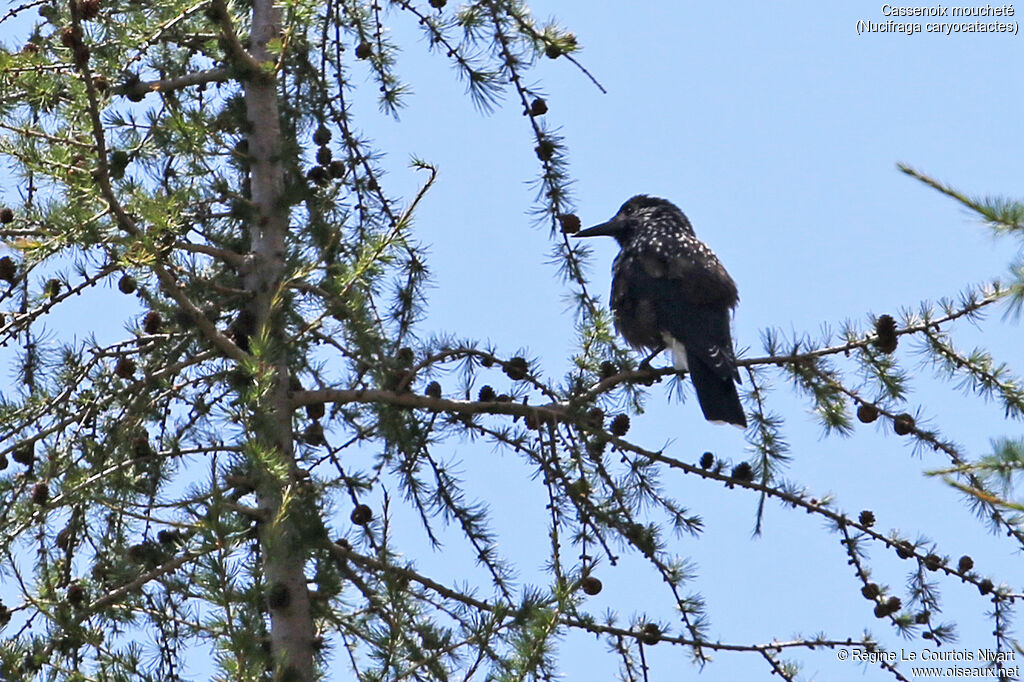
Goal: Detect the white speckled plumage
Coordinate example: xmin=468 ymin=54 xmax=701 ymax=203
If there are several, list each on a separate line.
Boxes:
xmin=575 ymin=195 xmax=746 ymax=427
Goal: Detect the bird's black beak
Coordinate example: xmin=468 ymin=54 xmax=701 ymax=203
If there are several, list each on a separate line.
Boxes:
xmin=573 ymin=218 xmax=622 ymax=239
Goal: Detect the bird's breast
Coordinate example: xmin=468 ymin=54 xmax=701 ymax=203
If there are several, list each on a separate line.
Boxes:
xmin=610 ymin=269 xmax=663 ymax=350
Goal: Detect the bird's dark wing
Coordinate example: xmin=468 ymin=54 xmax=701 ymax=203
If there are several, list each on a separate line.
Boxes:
xmin=632 ymin=232 xmax=738 ymax=306
xmin=612 ymin=249 xmax=740 ymax=380
xmin=659 ymin=297 xmax=739 ymax=382
xmin=617 ymin=254 xmax=746 ymax=426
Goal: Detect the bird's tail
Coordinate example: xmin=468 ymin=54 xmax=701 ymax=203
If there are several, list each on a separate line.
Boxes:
xmin=687 ymin=354 xmax=746 ymax=428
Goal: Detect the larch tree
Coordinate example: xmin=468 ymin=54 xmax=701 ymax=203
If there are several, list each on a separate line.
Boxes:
xmin=1 ymin=1 xmax=1024 ymax=681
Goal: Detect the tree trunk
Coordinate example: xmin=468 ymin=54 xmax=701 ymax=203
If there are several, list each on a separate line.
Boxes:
xmin=244 ymin=0 xmax=315 ymax=679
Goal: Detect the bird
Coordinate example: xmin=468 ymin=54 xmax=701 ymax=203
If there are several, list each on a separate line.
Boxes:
xmin=574 ymin=195 xmax=746 ymax=427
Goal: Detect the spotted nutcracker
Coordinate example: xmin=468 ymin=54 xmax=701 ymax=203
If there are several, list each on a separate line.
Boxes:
xmin=575 ymin=195 xmax=746 ymax=427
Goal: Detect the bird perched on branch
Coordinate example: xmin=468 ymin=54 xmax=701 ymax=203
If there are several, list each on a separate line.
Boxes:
xmin=574 ymin=195 xmax=746 ymax=427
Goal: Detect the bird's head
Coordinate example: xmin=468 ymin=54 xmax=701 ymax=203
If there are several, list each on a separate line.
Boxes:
xmin=573 ymin=195 xmax=694 ymax=246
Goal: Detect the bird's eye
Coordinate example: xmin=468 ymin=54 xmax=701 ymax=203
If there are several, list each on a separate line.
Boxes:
xmin=622 ymin=204 xmax=634 ymax=216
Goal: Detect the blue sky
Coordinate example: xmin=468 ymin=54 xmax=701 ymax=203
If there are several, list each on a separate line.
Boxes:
xmin=359 ymin=2 xmax=1024 ymax=680
xmin=3 ymin=1 xmax=1024 ymax=680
